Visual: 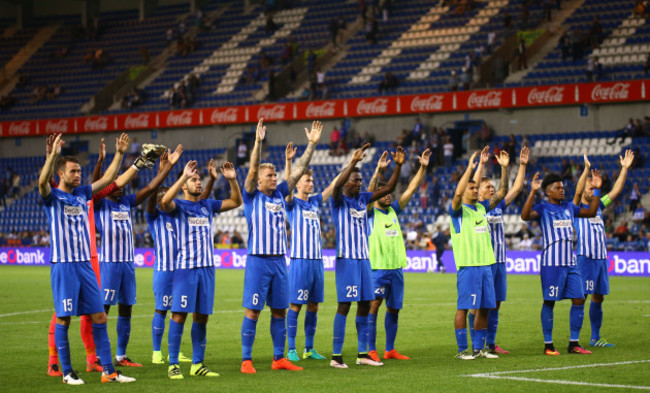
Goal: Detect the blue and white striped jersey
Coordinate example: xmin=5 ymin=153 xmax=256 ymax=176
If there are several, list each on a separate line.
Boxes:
xmin=146 ymin=208 xmax=178 ymax=271
xmin=487 ymin=200 xmax=507 ymax=263
xmin=174 ymin=199 xmax=222 ymax=270
xmin=331 ymin=192 xmax=373 ymax=259
xmin=95 ymin=195 xmax=136 ymax=263
xmin=532 ymin=201 xmax=581 ymax=267
xmin=287 ymin=193 xmax=323 ymax=259
xmin=574 ymin=195 xmax=611 ymax=260
xmin=41 ymin=185 xmax=92 ymax=263
xmin=244 ymin=182 xmax=290 ymax=256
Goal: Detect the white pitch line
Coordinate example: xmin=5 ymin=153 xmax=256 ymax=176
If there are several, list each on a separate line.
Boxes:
xmin=472 ymin=376 xmax=650 ymax=391
xmin=466 ymin=359 xmax=650 ymax=376
xmin=0 ymin=309 xmax=53 ymax=318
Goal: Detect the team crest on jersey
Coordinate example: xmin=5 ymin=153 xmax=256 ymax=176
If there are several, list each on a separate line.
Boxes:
xmin=119 ymin=204 xmax=128 ymax=211
xmin=77 ymin=197 xmax=85 ymax=204
xmin=201 ymin=207 xmax=208 ymax=215
xmin=165 ymin=222 xmax=174 ymax=231
xmin=565 ymin=209 xmax=571 ymax=216
xmin=392 ymin=218 xmax=397 ymax=224
xmin=273 ymin=198 xmax=281 ymax=203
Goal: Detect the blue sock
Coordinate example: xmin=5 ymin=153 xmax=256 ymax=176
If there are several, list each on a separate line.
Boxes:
xmin=385 ymin=312 xmax=398 ymax=352
xmin=152 ymin=312 xmax=166 ymax=352
xmin=355 ymin=315 xmax=368 ymax=354
xmin=167 ymin=319 xmax=184 ymax=365
xmin=287 ymin=309 xmax=298 ymax=351
xmin=241 ymin=316 xmax=257 ymax=361
xmin=55 ymin=324 xmax=72 ymax=374
xmin=116 ymin=316 xmax=131 ymax=358
xmin=473 ymin=329 xmax=487 ymax=352
xmin=455 ymin=328 xmax=468 ymax=352
xmin=304 ymin=311 xmax=317 ymax=351
xmin=541 ymin=304 xmax=554 ymax=343
xmin=92 ymin=323 xmax=115 ymax=374
xmin=589 ymin=301 xmax=603 ymax=341
xmin=367 ymin=313 xmax=378 ymax=352
xmin=332 ymin=313 xmax=346 ymax=355
xmin=487 ymin=309 xmax=499 ymax=346
xmin=569 ymin=304 xmax=584 ymax=342
xmin=191 ymin=322 xmax=207 ymax=364
xmin=270 ymin=317 xmax=286 ymax=361
xmin=468 ymin=312 xmax=476 ymax=348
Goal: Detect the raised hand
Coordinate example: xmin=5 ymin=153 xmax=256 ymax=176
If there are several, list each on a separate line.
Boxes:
xmin=46 ymin=134 xmax=56 ymax=156
xmin=184 ymin=160 xmax=197 ymax=178
xmin=419 ymin=148 xmax=431 ymax=167
xmin=285 ymin=142 xmax=297 ymax=161
xmin=479 ymin=145 xmax=490 ymax=165
xmin=256 ymin=118 xmax=266 ymax=141
xmin=208 ymin=158 xmax=218 ymax=179
xmin=49 ymin=133 xmax=64 ymax=157
xmin=391 ymin=145 xmax=406 ymax=165
xmin=377 ymin=151 xmax=391 ymax=170
xmin=590 ymin=168 xmax=602 ymax=189
xmin=495 ymin=150 xmax=510 ymax=167
xmin=531 ymin=172 xmax=541 ymax=191
xmin=620 ymin=149 xmax=634 ymax=169
xmin=168 ymin=144 xmax=183 ymax=165
xmin=583 ymin=149 xmax=591 ymax=170
xmin=116 ymin=133 xmax=131 ymax=154
xmin=468 ymin=151 xmax=479 ymax=169
xmin=99 ymin=138 xmax=106 ymax=160
xmin=305 ymin=120 xmax=323 ymax=144
xmin=519 ymin=145 xmax=529 ymax=165
xmin=351 ymin=143 xmax=371 ymax=163
xmin=158 ymin=150 xmax=169 ymax=173
xmin=220 ymin=162 xmax=237 ymax=180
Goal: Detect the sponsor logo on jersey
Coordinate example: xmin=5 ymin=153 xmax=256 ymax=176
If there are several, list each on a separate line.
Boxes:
xmin=385 ymin=229 xmax=399 ymax=237
xmin=588 ymin=217 xmax=603 ymax=225
xmin=474 ymin=226 xmax=488 ymax=234
xmin=64 ymin=206 xmax=84 ymax=216
xmin=350 ymin=208 xmax=365 ymax=218
xmin=188 ymin=217 xmax=209 ymax=227
xmin=265 ymin=202 xmax=282 ymax=212
xmin=487 ymin=215 xmax=503 ymax=224
xmin=303 ymin=210 xmax=318 ymax=220
xmin=553 ymin=219 xmax=572 ymax=228
xmin=111 ymin=211 xmax=130 ymax=221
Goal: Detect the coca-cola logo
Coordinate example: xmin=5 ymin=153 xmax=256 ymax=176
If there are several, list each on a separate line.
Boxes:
xmin=124 ymin=114 xmax=150 ymax=129
xmin=45 ymin=119 xmax=70 ymax=133
xmin=256 ymin=105 xmax=286 ymax=121
xmin=467 ymin=91 xmax=502 ymax=109
xmin=591 ymin=83 xmax=630 ymax=101
xmin=166 ymin=111 xmax=193 ymax=126
xmin=210 ymin=108 xmax=238 ymax=123
xmin=356 ymin=98 xmax=388 ymax=115
xmin=84 ymin=117 xmax=108 ymax=131
xmin=527 ymin=86 xmax=565 ymax=104
xmin=305 ymin=102 xmax=336 ymax=118
xmin=8 ymin=121 xmax=31 ymax=136
xmin=410 ymin=95 xmax=444 ymax=112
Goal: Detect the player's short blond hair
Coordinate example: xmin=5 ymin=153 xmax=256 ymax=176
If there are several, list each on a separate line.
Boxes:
xmin=260 ymin=163 xmax=276 ymax=171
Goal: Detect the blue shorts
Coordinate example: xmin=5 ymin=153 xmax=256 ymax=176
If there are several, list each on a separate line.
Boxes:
xmin=371 ymin=268 xmax=404 ymax=310
xmin=153 ymin=270 xmax=175 ymax=311
xmin=243 ymin=255 xmax=289 ymax=310
xmin=100 ymin=262 xmax=137 ymax=306
xmin=456 ymin=265 xmax=496 ymax=310
xmin=289 ymin=258 xmax=325 ymax=304
xmin=491 ymin=263 xmax=507 ymax=302
xmin=335 ymin=258 xmax=375 ymax=303
xmin=172 ymin=267 xmax=215 ymax=315
xmin=540 ymin=265 xmax=584 ymax=301
xmin=51 ymin=261 xmax=104 ymax=317
xmin=577 ymin=256 xmax=610 ymax=295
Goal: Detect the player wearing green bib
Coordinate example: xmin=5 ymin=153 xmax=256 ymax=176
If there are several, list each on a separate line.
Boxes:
xmin=450 ymin=149 xmax=510 ymax=360
xmin=365 ymin=149 xmax=431 ymax=362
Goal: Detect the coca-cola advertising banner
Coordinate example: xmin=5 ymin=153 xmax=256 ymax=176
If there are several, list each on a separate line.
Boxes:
xmin=0 ymin=80 xmax=647 ymax=138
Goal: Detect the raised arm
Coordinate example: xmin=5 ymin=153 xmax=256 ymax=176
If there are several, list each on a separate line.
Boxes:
xmin=577 ymin=169 xmax=602 ymax=218
xmin=284 ymin=142 xmax=297 ymax=203
xmin=504 ymin=146 xmax=529 ymax=206
xmin=134 ymin=145 xmax=183 ymax=205
xmin=472 ymin=145 xmax=490 ymax=183
xmin=487 ymin=150 xmax=510 ymax=210
xmin=91 ymin=133 xmax=130 ymax=195
xmin=607 ymin=149 xmax=634 ymax=201
xmin=286 ymin=121 xmax=323 ymax=191
xmin=244 ymin=119 xmax=265 ymax=194
xmin=398 ymin=149 xmax=431 ymax=209
xmin=39 ymin=133 xmax=63 ymax=198
xmin=332 ymin=143 xmax=370 ymax=201
xmin=219 ymin=162 xmax=243 ymax=211
xmin=451 ymin=151 xmax=478 ymax=211
xmin=200 ymin=158 xmax=218 ymax=200
xmin=370 ymin=146 xmax=406 ymax=203
xmin=573 ymin=150 xmax=591 ymax=205
xmin=92 ymin=138 xmax=106 ymax=183
xmin=521 ymin=172 xmax=541 ymax=221
xmin=367 ymin=151 xmax=390 ymax=192
xmin=161 ymin=161 xmax=196 ymax=213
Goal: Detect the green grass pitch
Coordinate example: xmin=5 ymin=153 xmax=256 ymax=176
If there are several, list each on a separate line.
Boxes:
xmin=1 ymin=266 xmax=649 ymax=392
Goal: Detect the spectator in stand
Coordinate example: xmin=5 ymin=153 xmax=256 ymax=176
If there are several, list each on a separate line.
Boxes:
xmin=519 ymin=233 xmax=533 ymax=250
xmin=166 ymin=28 xmax=174 ymax=46
xmin=460 ymin=67 xmax=471 ymax=90
xmin=378 ymin=71 xmax=399 ymax=93
xmin=329 ymin=126 xmax=341 ymax=156
xmin=644 ymin=53 xmax=650 ymax=74
xmin=477 ymin=122 xmax=493 ymax=147
xmin=431 ymin=226 xmax=449 ymax=272
xmin=413 ymin=117 xmax=423 ymax=140
xmin=329 ymin=17 xmax=340 ymax=46
xmin=315 ymin=67 xmax=327 ymax=98
xmin=532 ymin=233 xmax=544 ymax=250
xmin=559 ymin=31 xmax=569 ymax=62
xmin=504 ymin=134 xmax=516 ymax=159
xmin=0 ymin=94 xmax=15 ymax=110
xmin=365 ymin=15 xmax=378 ymax=44
xmin=448 ymin=70 xmax=459 ymax=91
xmin=232 ymin=230 xmax=244 ymax=246
xmin=630 ymin=183 xmax=642 ymax=211
xmin=237 ymin=140 xmax=248 ymax=166
xmin=586 ymin=56 xmax=597 ymax=81
xmin=10 ymin=172 xmax=20 ymax=198
xmin=590 ymin=17 xmax=603 ymax=48
xmin=570 ymin=27 xmax=584 ymax=62
xmin=0 ymin=178 xmax=7 ymax=207
xmin=516 ymin=37 xmax=527 ymax=70
xmin=633 ymin=0 xmax=646 ymax=17
xmin=430 ymin=176 xmax=441 ymax=206
xmin=443 ymin=136 xmax=454 ymax=167
xmin=609 ymin=118 xmax=636 ymax=145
